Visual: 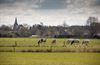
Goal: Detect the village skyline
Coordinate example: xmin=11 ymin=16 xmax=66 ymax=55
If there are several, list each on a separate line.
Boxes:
xmin=0 ymin=16 xmax=100 ymax=26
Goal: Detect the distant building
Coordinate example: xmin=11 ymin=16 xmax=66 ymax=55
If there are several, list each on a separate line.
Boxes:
xmin=13 ymin=18 xmax=18 ymax=31
xmin=30 ymin=35 xmax=40 ymax=38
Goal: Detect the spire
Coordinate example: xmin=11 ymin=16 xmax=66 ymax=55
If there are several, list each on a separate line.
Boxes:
xmin=15 ymin=17 xmax=18 ymax=25
xmin=13 ymin=17 xmax=18 ymax=31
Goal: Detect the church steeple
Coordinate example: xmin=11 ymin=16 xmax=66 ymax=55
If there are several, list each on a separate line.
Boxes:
xmin=13 ymin=17 xmax=18 ymax=31
xmin=15 ymin=17 xmax=18 ymax=25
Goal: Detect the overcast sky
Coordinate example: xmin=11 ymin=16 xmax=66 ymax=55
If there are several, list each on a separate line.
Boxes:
xmin=0 ymin=0 xmax=100 ymax=26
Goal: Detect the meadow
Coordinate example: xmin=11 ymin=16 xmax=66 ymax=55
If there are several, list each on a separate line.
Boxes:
xmin=0 ymin=52 xmax=100 ymax=65
xmin=0 ymin=38 xmax=100 ymax=65
xmin=0 ymin=38 xmax=100 ymax=52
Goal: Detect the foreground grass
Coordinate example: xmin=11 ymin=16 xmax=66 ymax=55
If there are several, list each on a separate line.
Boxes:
xmin=0 ymin=52 xmax=100 ymax=65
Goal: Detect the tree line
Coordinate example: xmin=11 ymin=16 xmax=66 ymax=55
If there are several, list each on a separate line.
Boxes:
xmin=0 ymin=16 xmax=100 ymax=38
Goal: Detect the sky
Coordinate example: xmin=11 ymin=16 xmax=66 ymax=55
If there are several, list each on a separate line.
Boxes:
xmin=0 ymin=0 xmax=100 ymax=26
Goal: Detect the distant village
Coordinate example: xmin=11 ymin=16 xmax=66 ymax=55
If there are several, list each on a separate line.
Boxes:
xmin=0 ymin=16 xmax=100 ymax=39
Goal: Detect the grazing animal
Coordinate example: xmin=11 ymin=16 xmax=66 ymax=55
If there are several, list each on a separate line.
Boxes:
xmin=63 ymin=39 xmax=72 ymax=46
xmin=71 ymin=39 xmax=80 ymax=45
xmin=65 ymin=39 xmax=80 ymax=45
xmin=38 ymin=38 xmax=47 ymax=46
xmin=82 ymin=39 xmax=90 ymax=46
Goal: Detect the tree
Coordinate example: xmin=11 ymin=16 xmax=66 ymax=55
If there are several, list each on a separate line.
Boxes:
xmin=86 ymin=17 xmax=99 ymax=26
xmin=17 ymin=25 xmax=31 ymax=37
xmin=86 ymin=16 xmax=100 ymax=38
xmin=62 ymin=21 xmax=68 ymax=27
xmin=22 ymin=24 xmax=30 ymax=29
xmin=0 ymin=25 xmax=12 ymax=31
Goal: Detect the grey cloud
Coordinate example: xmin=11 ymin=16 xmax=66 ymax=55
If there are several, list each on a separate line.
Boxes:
xmin=39 ymin=0 xmax=67 ymax=9
xmin=0 ymin=0 xmax=67 ymax=9
xmin=0 ymin=0 xmax=41 ymax=10
xmin=0 ymin=0 xmax=100 ymax=9
xmin=38 ymin=0 xmax=100 ymax=9
xmin=0 ymin=0 xmax=15 ymax=4
xmin=0 ymin=0 xmax=100 ymax=16
xmin=95 ymin=0 xmax=100 ymax=6
xmin=0 ymin=0 xmax=32 ymax=4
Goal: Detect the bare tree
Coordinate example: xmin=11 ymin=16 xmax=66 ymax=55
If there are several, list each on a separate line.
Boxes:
xmin=62 ymin=21 xmax=68 ymax=27
xmin=86 ymin=16 xmax=100 ymax=38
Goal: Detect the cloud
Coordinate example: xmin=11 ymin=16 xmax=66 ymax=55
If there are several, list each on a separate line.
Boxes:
xmin=39 ymin=0 xmax=67 ymax=9
xmin=0 ymin=0 xmax=41 ymax=9
xmin=0 ymin=0 xmax=15 ymax=4
xmin=95 ymin=0 xmax=100 ymax=6
xmin=0 ymin=0 xmax=100 ymax=26
xmin=0 ymin=0 xmax=67 ymax=10
xmin=0 ymin=0 xmax=100 ymax=10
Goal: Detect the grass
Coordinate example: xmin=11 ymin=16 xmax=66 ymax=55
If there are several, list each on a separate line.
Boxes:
xmin=0 ymin=38 xmax=100 ymax=52
xmin=0 ymin=38 xmax=100 ymax=65
xmin=0 ymin=52 xmax=100 ymax=65
xmin=0 ymin=38 xmax=100 ymax=46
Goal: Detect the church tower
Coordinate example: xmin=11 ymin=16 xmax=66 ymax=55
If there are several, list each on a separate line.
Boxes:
xmin=13 ymin=17 xmax=18 ymax=31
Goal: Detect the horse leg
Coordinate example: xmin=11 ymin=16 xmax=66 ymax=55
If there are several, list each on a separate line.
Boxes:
xmin=85 ymin=43 xmax=88 ymax=47
xmin=38 ymin=41 xmax=40 ymax=47
xmin=63 ymin=41 xmax=66 ymax=47
xmin=39 ymin=39 xmax=41 ymax=46
xmin=67 ymin=41 xmax=70 ymax=45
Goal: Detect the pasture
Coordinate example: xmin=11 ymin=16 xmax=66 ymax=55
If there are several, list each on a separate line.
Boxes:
xmin=0 ymin=38 xmax=100 ymax=65
xmin=0 ymin=52 xmax=100 ymax=65
xmin=0 ymin=38 xmax=100 ymax=52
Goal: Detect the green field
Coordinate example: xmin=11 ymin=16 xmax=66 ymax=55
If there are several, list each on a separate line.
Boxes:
xmin=0 ymin=52 xmax=100 ymax=65
xmin=0 ymin=38 xmax=100 ymax=46
xmin=0 ymin=38 xmax=100 ymax=65
xmin=0 ymin=38 xmax=100 ymax=52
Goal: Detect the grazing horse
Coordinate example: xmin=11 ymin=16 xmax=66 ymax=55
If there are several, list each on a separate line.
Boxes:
xmin=64 ymin=39 xmax=80 ymax=46
xmin=82 ymin=39 xmax=90 ymax=46
xmin=38 ymin=38 xmax=47 ymax=46
xmin=70 ymin=39 xmax=80 ymax=45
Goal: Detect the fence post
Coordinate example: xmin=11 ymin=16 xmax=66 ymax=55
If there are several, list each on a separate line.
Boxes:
xmin=13 ymin=41 xmax=17 ymax=52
